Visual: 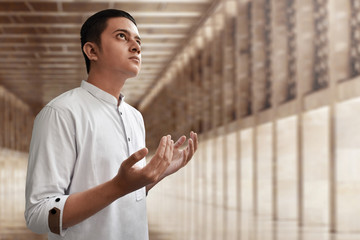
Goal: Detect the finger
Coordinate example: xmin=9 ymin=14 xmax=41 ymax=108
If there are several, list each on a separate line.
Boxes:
xmin=187 ymin=138 xmax=194 ymax=163
xmin=171 ymin=139 xmax=174 ymax=157
xmin=146 ymin=136 xmax=167 ymax=169
xmin=154 ymin=136 xmax=167 ymax=158
xmin=154 ymin=138 xmax=173 ymax=174
xmin=174 ymin=136 xmax=186 ymax=149
xmin=192 ymin=132 xmax=198 ymax=151
xmin=122 ymin=148 xmax=148 ymax=168
xmin=168 ymin=139 xmax=174 ymax=161
xmin=164 ymin=136 xmax=173 ymax=163
xmin=182 ymin=146 xmax=189 ymax=166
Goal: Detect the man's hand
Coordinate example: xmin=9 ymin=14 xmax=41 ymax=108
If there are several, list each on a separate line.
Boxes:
xmin=146 ymin=131 xmax=198 ymax=193
xmin=163 ymin=131 xmax=198 ymax=177
xmin=114 ymin=135 xmax=174 ymax=195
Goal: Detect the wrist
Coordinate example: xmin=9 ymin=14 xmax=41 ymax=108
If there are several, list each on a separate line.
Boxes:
xmin=109 ymin=177 xmax=128 ymax=199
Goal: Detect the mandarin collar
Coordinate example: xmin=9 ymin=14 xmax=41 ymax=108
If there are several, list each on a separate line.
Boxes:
xmin=81 ymin=80 xmax=125 ymax=106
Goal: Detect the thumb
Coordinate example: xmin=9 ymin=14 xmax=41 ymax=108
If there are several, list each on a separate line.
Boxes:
xmin=122 ymin=148 xmax=148 ymax=168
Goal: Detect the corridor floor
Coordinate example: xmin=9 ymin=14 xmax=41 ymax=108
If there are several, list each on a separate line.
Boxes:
xmin=1 ymin=212 xmax=360 ymax=239
xmin=147 ymin=212 xmax=360 ymax=240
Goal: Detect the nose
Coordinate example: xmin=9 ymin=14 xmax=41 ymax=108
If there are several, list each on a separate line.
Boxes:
xmin=130 ymin=40 xmax=141 ymax=54
xmin=131 ymin=47 xmax=140 ymax=54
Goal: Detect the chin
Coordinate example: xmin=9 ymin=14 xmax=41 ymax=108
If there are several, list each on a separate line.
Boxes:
xmin=126 ymin=72 xmax=140 ymax=79
xmin=129 ymin=68 xmax=141 ymax=78
xmin=119 ymin=67 xmax=140 ymax=79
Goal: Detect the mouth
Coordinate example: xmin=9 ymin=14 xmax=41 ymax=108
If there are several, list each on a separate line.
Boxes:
xmin=129 ymin=56 xmax=140 ymax=64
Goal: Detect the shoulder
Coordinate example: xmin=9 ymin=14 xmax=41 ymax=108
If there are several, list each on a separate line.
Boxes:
xmin=46 ymin=87 xmax=87 ymax=112
xmin=35 ymin=87 xmax=89 ymax=125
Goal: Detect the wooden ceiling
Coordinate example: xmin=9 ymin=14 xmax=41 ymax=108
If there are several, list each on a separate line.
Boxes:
xmin=0 ymin=0 xmax=217 ymax=114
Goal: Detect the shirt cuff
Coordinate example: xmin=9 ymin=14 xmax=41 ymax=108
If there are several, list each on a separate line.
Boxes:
xmin=47 ymin=195 xmax=69 ymax=237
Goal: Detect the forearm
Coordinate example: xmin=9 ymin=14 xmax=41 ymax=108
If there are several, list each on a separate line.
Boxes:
xmin=62 ymin=178 xmax=125 ymax=229
xmin=146 ymin=181 xmax=156 ymax=194
xmin=146 ymin=181 xmax=157 ymax=195
xmin=146 ymin=173 xmax=166 ymax=194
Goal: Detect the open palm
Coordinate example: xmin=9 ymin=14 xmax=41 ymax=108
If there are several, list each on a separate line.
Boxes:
xmin=163 ymin=132 xmax=198 ymax=177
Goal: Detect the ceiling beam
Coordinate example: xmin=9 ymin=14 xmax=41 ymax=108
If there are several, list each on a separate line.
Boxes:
xmin=0 ymin=23 xmax=190 ymax=28
xmin=0 ymin=11 xmax=202 ymax=17
xmin=7 ymin=0 xmax=211 ymax=3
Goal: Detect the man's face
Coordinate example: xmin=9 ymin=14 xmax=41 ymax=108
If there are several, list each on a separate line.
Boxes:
xmin=96 ymin=17 xmax=141 ymax=78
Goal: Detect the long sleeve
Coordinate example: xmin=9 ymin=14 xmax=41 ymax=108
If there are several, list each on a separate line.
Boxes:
xmin=25 ymin=105 xmax=76 ymax=236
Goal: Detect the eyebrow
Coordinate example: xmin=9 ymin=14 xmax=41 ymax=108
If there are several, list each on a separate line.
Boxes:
xmin=112 ymin=29 xmax=141 ymax=41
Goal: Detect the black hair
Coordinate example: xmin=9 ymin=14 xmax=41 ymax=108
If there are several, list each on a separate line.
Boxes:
xmin=80 ymin=9 xmax=137 ymax=74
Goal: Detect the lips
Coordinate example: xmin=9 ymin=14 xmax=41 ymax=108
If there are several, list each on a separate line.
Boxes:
xmin=129 ymin=56 xmax=140 ymax=64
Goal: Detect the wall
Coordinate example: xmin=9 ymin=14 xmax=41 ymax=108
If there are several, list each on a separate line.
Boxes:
xmin=144 ymin=0 xmax=360 ymax=237
xmin=0 ymin=85 xmax=34 ymax=152
xmin=0 ymin=84 xmax=36 ymax=238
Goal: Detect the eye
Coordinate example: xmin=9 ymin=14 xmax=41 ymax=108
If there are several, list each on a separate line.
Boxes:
xmin=117 ymin=33 xmax=126 ymax=40
xmin=136 ymin=40 xmax=141 ymax=46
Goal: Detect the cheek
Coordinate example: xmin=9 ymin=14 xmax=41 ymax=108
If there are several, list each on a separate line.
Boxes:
xmin=103 ymin=42 xmax=125 ymax=57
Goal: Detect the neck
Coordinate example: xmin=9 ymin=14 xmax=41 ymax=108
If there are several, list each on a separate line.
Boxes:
xmin=86 ymin=69 xmax=126 ymax=102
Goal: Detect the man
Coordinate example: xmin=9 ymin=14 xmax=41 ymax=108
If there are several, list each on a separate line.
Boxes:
xmin=25 ymin=9 xmax=198 ymax=240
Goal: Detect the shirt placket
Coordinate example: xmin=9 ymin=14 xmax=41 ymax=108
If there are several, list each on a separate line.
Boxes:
xmin=117 ymin=105 xmax=132 ymax=157
xmin=117 ymin=105 xmax=145 ymax=201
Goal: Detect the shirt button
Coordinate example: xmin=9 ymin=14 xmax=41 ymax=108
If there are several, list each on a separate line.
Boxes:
xmin=120 ymin=112 xmax=122 ymax=115
xmin=55 ymin=198 xmax=60 ymax=202
xmin=50 ymin=208 xmax=57 ymax=215
xmin=128 ymin=137 xmax=130 ymax=142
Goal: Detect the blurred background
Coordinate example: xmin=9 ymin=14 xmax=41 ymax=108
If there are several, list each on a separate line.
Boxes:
xmin=1 ymin=0 xmax=360 ymax=239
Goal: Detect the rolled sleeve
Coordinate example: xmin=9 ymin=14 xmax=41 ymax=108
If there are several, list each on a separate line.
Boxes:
xmin=25 ymin=105 xmax=76 ymax=236
xmin=48 ymin=195 xmax=69 ymax=236
xmin=25 ymin=195 xmax=69 ymax=236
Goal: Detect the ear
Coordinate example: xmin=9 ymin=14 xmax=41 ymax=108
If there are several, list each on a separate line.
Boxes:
xmin=83 ymin=42 xmax=98 ymax=61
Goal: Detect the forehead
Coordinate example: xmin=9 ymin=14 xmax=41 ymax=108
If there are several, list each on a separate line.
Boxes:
xmin=104 ymin=17 xmax=140 ymax=36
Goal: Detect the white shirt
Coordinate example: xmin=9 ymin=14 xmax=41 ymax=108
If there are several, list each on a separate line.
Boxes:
xmin=25 ymin=80 xmax=149 ymax=240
